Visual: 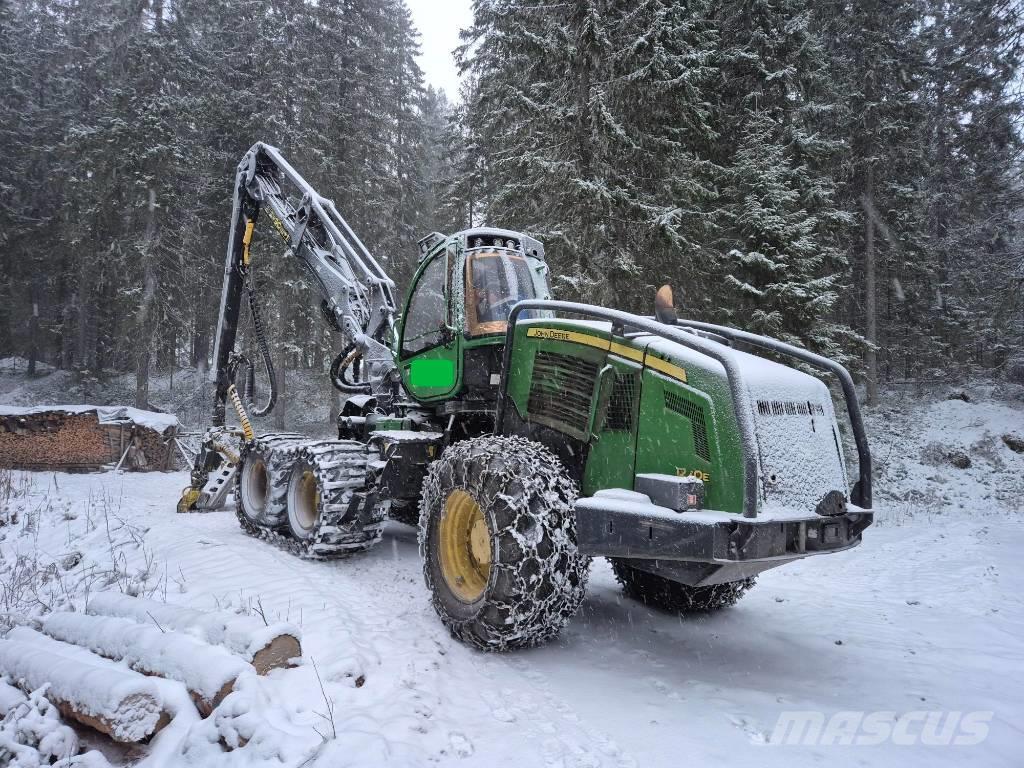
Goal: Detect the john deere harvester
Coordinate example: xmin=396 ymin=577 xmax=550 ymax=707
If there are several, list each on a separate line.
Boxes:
xmin=179 ymin=143 xmax=874 ymax=650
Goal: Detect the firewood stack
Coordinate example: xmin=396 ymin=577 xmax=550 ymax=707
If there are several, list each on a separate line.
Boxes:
xmin=0 ymin=407 xmax=179 ymax=472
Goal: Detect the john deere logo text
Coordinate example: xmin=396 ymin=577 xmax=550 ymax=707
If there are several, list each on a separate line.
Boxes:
xmin=528 ymin=328 xmax=572 ymax=341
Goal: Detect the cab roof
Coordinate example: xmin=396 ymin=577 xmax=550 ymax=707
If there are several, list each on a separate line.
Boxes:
xmin=417 ymin=228 xmax=545 ymax=263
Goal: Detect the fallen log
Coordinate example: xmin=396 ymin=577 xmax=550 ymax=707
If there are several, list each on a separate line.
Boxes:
xmin=0 ymin=628 xmax=164 ymax=743
xmin=41 ymin=612 xmax=252 ymax=716
xmin=87 ymin=593 xmax=301 ymax=674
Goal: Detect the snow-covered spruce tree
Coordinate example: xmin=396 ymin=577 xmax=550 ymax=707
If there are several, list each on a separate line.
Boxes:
xmin=917 ymin=0 xmax=1024 ymax=375
xmin=608 ymin=0 xmax=722 ymax=313
xmin=378 ymin=0 xmax=429 ymax=291
xmin=460 ymin=0 xmax=615 ymax=303
xmin=417 ymin=87 xmax=457 ymax=237
xmin=438 ymin=74 xmax=492 ymax=232
xmin=459 ymin=0 xmax=724 ymax=310
xmin=0 ymin=0 xmax=83 ymax=374
xmin=717 ymin=112 xmax=849 ymax=357
xmin=0 ymin=0 xmax=23 ymax=357
xmin=813 ymin=0 xmax=931 ymax=396
xmin=709 ymin=0 xmax=854 ymax=360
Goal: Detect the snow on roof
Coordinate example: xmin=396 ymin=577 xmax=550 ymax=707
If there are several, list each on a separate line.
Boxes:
xmin=0 ymin=404 xmax=179 ymax=432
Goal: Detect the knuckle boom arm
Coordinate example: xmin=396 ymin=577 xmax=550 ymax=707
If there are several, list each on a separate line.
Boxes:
xmin=210 ymin=142 xmax=398 ymax=426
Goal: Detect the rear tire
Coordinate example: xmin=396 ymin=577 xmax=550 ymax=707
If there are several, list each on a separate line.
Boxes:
xmin=419 ymin=436 xmax=590 ymax=651
xmin=238 ymin=453 xmax=271 ymax=525
xmin=610 ymin=560 xmax=755 ymax=613
xmin=283 ymin=441 xmax=381 ymax=556
xmin=235 ymin=434 xmax=303 ymax=535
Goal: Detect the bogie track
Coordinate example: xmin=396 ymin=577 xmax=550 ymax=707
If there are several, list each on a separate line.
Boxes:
xmin=234 ymin=435 xmax=382 ymax=559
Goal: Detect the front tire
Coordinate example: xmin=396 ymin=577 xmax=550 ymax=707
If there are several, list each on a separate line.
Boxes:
xmin=419 ymin=436 xmax=590 ymax=651
xmin=610 ymin=559 xmax=755 ymax=613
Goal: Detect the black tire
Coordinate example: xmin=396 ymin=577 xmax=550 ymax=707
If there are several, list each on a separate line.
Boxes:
xmin=419 ymin=436 xmax=590 ymax=651
xmin=284 ymin=441 xmax=381 ymax=556
xmin=234 ymin=434 xmax=303 ymax=535
xmin=388 ymin=500 xmax=420 ymax=527
xmin=610 ymin=559 xmax=755 ymax=613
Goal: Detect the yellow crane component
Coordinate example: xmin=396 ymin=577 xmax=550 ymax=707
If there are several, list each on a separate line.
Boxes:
xmin=228 ymin=384 xmax=255 ymax=442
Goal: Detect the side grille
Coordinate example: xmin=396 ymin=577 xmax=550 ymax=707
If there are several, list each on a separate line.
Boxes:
xmin=756 ymin=400 xmax=825 ymax=417
xmin=604 ymin=372 xmax=637 ymax=432
xmin=664 ymin=390 xmax=710 ymax=461
xmin=528 ymin=351 xmax=599 ymax=435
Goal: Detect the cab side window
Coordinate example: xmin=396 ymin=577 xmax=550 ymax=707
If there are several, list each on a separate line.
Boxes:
xmin=401 ymin=255 xmax=447 ymax=356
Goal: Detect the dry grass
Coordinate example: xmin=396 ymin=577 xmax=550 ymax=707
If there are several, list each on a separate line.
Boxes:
xmin=0 ymin=476 xmax=164 ymax=633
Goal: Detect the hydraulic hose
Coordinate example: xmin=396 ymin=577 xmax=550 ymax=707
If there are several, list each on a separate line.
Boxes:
xmin=330 ymin=341 xmax=372 ymax=394
xmin=240 ymin=271 xmax=277 ymax=416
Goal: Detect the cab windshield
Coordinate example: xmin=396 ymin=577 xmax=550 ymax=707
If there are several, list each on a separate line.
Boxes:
xmin=464 ymin=248 xmax=540 ymax=336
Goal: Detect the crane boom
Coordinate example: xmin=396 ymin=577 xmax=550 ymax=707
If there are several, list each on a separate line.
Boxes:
xmin=210 ymin=142 xmax=398 ymax=426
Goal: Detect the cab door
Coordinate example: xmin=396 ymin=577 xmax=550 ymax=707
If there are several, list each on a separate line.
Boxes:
xmin=398 ymin=246 xmax=461 ymax=401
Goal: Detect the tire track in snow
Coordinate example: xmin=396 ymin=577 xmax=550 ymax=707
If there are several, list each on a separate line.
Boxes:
xmin=137 ymin=483 xmax=631 ymax=765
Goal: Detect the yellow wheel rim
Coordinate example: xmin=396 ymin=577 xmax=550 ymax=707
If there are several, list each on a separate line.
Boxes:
xmin=294 ymin=470 xmax=320 ymax=531
xmin=439 ymin=489 xmax=492 ymax=603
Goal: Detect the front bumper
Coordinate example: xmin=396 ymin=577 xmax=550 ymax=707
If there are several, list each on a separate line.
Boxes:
xmin=574 ymin=489 xmax=873 ymax=564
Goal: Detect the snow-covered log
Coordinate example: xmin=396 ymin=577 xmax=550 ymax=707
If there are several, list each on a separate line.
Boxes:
xmin=0 ymin=628 xmax=164 ymax=742
xmin=41 ymin=612 xmax=252 ymax=716
xmin=87 ymin=593 xmax=301 ymax=674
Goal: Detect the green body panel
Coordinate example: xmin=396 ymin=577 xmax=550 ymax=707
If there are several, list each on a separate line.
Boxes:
xmin=506 ymin=319 xmax=747 ymax=513
xmin=581 ymin=356 xmax=640 ymax=495
xmin=633 ymin=371 xmax=744 ymax=514
xmin=504 ymin=320 xmax=610 ymax=445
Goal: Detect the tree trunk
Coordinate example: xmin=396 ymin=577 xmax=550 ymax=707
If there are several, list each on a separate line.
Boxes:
xmin=274 ymin=298 xmax=288 ymax=431
xmin=135 ymin=188 xmax=158 ymax=410
xmin=864 ymin=164 xmax=878 ymax=405
xmin=27 ymin=281 xmax=40 ymax=376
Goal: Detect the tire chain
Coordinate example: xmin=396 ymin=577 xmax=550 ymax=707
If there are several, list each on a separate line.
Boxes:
xmin=236 ymin=432 xmax=305 ymax=529
xmin=610 ymin=560 xmax=756 ymax=612
xmin=234 ymin=435 xmax=382 ymax=559
xmin=419 ymin=435 xmax=591 ymax=651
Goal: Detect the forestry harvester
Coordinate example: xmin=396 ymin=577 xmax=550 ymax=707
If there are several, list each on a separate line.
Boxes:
xmin=178 ymin=143 xmax=874 ymax=650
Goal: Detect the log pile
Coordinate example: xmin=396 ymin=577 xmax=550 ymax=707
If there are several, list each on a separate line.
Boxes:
xmin=0 ymin=412 xmax=111 ymax=470
xmin=41 ymin=612 xmax=251 ymax=716
xmin=0 ymin=593 xmax=304 ymax=745
xmin=0 ymin=406 xmax=179 ymax=471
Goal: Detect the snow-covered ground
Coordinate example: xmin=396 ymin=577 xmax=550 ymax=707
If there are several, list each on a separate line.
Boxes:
xmin=1 ymin=388 xmax=1023 ymax=767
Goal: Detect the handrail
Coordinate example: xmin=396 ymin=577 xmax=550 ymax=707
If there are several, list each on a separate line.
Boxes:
xmin=497 ymin=300 xmax=762 ymax=518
